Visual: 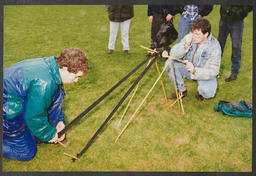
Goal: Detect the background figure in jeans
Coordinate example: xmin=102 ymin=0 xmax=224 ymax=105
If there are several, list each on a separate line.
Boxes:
xmin=107 ymin=5 xmax=134 ymax=55
xmin=148 ymin=5 xmax=177 ymax=51
xmin=217 ymin=5 xmax=252 ymax=82
xmin=165 ymin=18 xmax=221 ymax=101
xmin=174 ymin=5 xmax=213 ymax=42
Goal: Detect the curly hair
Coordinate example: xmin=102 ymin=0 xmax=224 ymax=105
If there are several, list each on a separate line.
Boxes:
xmin=56 ymin=48 xmax=89 ymax=75
xmin=191 ymin=18 xmax=211 ymax=36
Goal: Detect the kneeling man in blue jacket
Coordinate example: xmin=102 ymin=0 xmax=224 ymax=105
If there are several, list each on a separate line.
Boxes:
xmin=3 ymin=48 xmax=89 ymax=161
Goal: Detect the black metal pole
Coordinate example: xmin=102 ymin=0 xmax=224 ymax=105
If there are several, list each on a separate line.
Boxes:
xmin=58 ymin=54 xmax=155 ymax=138
xmin=73 ymin=54 xmax=158 ymax=161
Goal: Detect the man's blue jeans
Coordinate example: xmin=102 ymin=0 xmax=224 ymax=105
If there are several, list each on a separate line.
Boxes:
xmin=165 ymin=60 xmax=217 ymax=99
xmin=178 ymin=15 xmax=200 ymax=42
xmin=218 ymin=19 xmax=244 ymax=74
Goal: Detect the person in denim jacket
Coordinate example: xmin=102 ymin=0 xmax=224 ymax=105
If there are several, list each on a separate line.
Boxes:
xmin=165 ymin=18 xmax=221 ymax=101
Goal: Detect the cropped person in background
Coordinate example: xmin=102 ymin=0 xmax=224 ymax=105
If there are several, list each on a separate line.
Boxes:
xmin=217 ymin=5 xmax=252 ymax=82
xmin=3 ymin=48 xmax=89 ymax=161
xmin=148 ymin=5 xmax=178 ymax=51
xmin=174 ymin=4 xmax=213 ymax=42
xmin=107 ymin=5 xmax=134 ymax=55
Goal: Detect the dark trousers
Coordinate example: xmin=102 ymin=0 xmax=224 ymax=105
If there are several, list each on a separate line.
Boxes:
xmin=218 ymin=19 xmax=244 ymax=74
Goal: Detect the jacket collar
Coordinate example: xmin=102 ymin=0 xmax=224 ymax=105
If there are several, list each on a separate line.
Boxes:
xmin=45 ymin=56 xmax=62 ymax=85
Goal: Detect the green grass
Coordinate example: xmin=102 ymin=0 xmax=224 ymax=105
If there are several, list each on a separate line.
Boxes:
xmin=3 ymin=5 xmax=252 ymax=171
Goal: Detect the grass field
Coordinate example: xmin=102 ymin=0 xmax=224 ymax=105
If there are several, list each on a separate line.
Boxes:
xmin=3 ymin=5 xmax=253 ymax=171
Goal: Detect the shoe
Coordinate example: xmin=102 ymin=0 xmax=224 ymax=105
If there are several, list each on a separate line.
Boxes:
xmin=195 ymin=91 xmax=204 ymax=101
xmin=225 ymin=73 xmax=237 ymax=82
xmin=124 ymin=50 xmax=130 ymax=55
xmin=168 ymin=90 xmax=187 ymax=99
xmin=108 ymin=49 xmax=114 ymax=54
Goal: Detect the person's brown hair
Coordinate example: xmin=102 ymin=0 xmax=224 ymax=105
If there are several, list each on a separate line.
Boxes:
xmin=191 ymin=18 xmax=211 ymax=36
xmin=56 ymin=48 xmax=89 ymax=75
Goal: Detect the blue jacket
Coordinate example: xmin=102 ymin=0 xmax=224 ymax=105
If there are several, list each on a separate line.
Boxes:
xmin=3 ymin=56 xmax=65 ymax=142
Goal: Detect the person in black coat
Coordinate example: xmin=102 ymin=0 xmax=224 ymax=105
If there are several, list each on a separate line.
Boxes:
xmin=148 ymin=5 xmax=178 ymax=50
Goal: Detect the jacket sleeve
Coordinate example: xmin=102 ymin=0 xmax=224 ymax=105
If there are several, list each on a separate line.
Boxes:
xmin=25 ymin=79 xmax=56 ymax=142
xmin=148 ymin=5 xmax=153 ymax=16
xmin=243 ymin=5 xmax=252 ymax=16
xmin=198 ymin=5 xmax=213 ymax=16
xmin=173 ymin=5 xmax=184 ymax=14
xmin=167 ymin=5 xmax=178 ymax=16
xmin=170 ymin=34 xmax=191 ymax=59
xmin=191 ymin=44 xmax=221 ymax=80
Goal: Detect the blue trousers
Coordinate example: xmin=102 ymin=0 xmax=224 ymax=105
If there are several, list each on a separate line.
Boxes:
xmin=165 ymin=60 xmax=217 ymax=99
xmin=3 ymin=86 xmax=65 ymax=161
xmin=217 ymin=19 xmax=244 ymax=74
xmin=178 ymin=15 xmax=200 ymax=42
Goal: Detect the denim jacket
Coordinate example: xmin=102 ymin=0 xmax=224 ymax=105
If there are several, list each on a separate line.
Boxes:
xmin=170 ymin=33 xmax=221 ymax=80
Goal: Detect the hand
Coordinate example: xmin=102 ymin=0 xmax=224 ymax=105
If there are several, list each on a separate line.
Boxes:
xmin=166 ymin=14 xmax=173 ymax=21
xmin=56 ymin=121 xmax=65 ymax=142
xmin=58 ymin=133 xmax=66 ymax=142
xmin=48 ymin=133 xmax=58 ymax=143
xmin=186 ymin=62 xmax=196 ymax=74
xmin=56 ymin=121 xmax=65 ymax=133
xmin=149 ymin=16 xmax=153 ymax=23
xmin=48 ymin=133 xmax=66 ymax=143
xmin=184 ymin=33 xmax=193 ymax=47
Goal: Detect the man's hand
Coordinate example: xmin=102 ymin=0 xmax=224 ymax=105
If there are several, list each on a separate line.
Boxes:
xmin=56 ymin=121 xmax=65 ymax=133
xmin=48 ymin=133 xmax=58 ymax=143
xmin=149 ymin=16 xmax=153 ymax=23
xmin=56 ymin=121 xmax=65 ymax=142
xmin=184 ymin=33 xmax=193 ymax=47
xmin=186 ymin=62 xmax=196 ymax=74
xmin=48 ymin=121 xmax=66 ymax=143
xmin=166 ymin=14 xmax=173 ymax=21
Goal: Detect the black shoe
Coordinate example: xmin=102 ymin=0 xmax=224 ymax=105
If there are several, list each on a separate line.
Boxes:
xmin=225 ymin=73 xmax=237 ymax=82
xmin=124 ymin=50 xmax=130 ymax=55
xmin=195 ymin=91 xmax=204 ymax=101
xmin=168 ymin=90 xmax=187 ymax=99
xmin=108 ymin=49 xmax=114 ymax=54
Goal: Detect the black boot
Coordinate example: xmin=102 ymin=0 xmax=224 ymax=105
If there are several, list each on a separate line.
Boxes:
xmin=168 ymin=90 xmax=187 ymax=99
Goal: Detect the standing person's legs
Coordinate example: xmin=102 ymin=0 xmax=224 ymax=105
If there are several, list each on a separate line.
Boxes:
xmin=230 ymin=20 xmax=244 ymax=75
xmin=178 ymin=15 xmax=192 ymax=42
xmin=108 ymin=21 xmax=119 ymax=51
xmin=151 ymin=13 xmax=161 ymax=49
xmin=217 ymin=18 xmax=230 ymax=57
xmin=120 ymin=19 xmax=131 ymax=51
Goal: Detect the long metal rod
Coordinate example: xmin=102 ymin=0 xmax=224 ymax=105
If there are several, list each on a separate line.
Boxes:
xmin=115 ymin=63 xmax=168 ymax=142
xmin=169 ymin=59 xmax=181 ymax=112
xmin=155 ymin=61 xmax=168 ymax=105
xmin=58 ymin=54 xmax=154 ymax=138
xmin=72 ymin=55 xmax=158 ymax=161
xmin=117 ymin=57 xmax=153 ymax=127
